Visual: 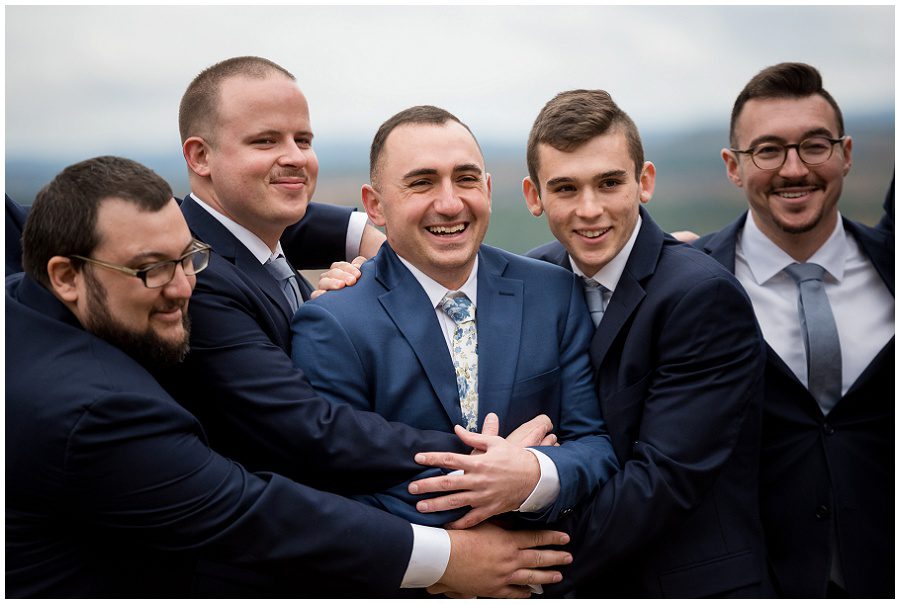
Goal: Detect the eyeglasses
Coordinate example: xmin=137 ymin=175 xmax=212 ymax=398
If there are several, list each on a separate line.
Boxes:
xmin=70 ymin=241 xmax=211 ymax=288
xmin=731 ymin=136 xmax=847 ymax=171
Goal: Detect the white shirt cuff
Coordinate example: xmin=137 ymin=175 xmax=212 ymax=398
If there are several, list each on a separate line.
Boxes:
xmin=516 ymin=448 xmax=560 ymax=513
xmin=400 ymin=524 xmax=451 ymax=588
xmin=345 ymin=211 xmax=368 ymax=261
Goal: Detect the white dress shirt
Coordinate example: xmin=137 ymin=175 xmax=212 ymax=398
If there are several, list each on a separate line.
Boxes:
xmin=735 ymin=213 xmax=894 ymax=406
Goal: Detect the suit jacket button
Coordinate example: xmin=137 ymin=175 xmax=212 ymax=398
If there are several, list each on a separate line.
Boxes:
xmin=823 ymin=423 xmax=835 ymax=435
xmin=815 ymin=505 xmax=830 ymax=520
xmin=562 ymin=508 xmax=572 ymax=516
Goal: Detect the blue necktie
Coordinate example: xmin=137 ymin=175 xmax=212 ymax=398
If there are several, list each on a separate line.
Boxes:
xmin=265 ymin=255 xmax=302 ymax=313
xmin=440 ymin=292 xmax=479 ymax=432
xmin=784 ymin=263 xmax=842 ymax=415
xmin=582 ymin=278 xmax=610 ymax=327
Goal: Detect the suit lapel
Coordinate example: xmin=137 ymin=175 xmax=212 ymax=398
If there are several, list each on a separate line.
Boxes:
xmin=181 ymin=195 xmax=295 ymax=322
xmin=475 ymin=247 xmax=523 ymax=423
xmin=375 ymin=246 xmax=463 ymax=426
xmin=589 ymin=210 xmax=659 ymax=366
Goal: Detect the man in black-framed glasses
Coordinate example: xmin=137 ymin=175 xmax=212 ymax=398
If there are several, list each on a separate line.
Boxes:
xmin=695 ymin=62 xmax=894 ymax=598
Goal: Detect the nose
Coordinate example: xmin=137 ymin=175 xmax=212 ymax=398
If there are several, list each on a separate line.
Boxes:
xmin=433 ymin=179 xmax=465 ymax=216
xmin=163 ymin=262 xmax=194 ymax=300
xmin=778 ymin=146 xmax=810 ymax=179
xmin=574 ymin=189 xmax=604 ymax=220
xmin=278 ymin=141 xmax=310 ymax=168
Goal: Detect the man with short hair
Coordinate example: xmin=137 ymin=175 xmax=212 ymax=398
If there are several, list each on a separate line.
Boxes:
xmin=696 ymin=62 xmax=894 ymax=597
xmin=524 ymin=89 xmax=769 ymax=597
xmin=290 ymin=105 xmax=618 ymax=529
xmin=6 ymin=155 xmax=574 ymax=598
xmin=162 ymin=56 xmax=562 ymax=591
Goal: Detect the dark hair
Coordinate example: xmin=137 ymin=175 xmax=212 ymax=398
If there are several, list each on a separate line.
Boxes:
xmin=527 ymin=89 xmax=644 ymax=194
xmin=22 ymin=156 xmax=173 ymax=287
xmin=369 ymin=105 xmax=480 ymax=187
xmin=730 ymin=62 xmax=844 ymax=146
xmin=178 ymin=56 xmax=295 ymax=144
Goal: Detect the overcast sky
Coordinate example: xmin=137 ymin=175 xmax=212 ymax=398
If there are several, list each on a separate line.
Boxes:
xmin=5 ymin=5 xmax=895 ymax=160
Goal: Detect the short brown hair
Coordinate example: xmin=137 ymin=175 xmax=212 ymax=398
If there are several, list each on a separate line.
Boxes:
xmin=369 ymin=105 xmax=480 ymax=187
xmin=526 ymin=89 xmax=644 ymax=194
xmin=178 ymin=56 xmax=295 ymax=144
xmin=22 ymin=156 xmax=173 ymax=288
xmin=729 ymin=62 xmax=844 ymax=147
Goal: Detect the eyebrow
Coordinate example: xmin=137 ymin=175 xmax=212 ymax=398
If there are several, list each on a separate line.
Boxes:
xmin=127 ymin=240 xmax=195 ymax=266
xmin=747 ymin=127 xmax=835 ymax=148
xmin=247 ymin=129 xmax=314 ymax=140
xmin=545 ymin=169 xmax=627 ymax=188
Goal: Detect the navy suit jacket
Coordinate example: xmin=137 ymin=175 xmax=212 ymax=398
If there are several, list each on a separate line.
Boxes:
xmin=6 ymin=194 xmax=27 ymax=275
xmin=530 ymin=209 xmax=768 ymax=597
xmin=695 ymin=212 xmax=895 ymax=597
xmin=291 ymin=243 xmax=619 ymax=525
xmin=5 ymin=273 xmax=416 ymax=597
xmin=160 ymin=196 xmax=464 ymax=497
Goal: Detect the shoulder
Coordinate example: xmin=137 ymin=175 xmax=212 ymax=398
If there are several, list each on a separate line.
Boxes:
xmin=524 ymin=240 xmax=568 ymax=265
xmin=306 ymin=257 xmax=384 ymax=313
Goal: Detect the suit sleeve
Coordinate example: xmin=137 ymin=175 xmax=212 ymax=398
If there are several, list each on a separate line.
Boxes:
xmin=530 ymin=274 xmax=619 ymax=521
xmin=281 ymin=202 xmax=353 ymax=269
xmin=172 ymin=263 xmax=466 ymax=497
xmin=567 ymin=275 xmax=765 ymax=578
xmin=6 ymin=195 xmax=28 ymax=275
xmin=66 ymin=391 xmax=414 ymax=595
xmin=291 ymin=302 xmax=466 ymax=527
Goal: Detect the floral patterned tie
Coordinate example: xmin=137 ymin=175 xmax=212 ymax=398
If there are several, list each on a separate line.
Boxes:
xmin=440 ymin=292 xmax=478 ymax=431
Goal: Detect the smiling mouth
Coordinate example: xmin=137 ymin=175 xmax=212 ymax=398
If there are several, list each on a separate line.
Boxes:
xmin=427 ymin=223 xmax=467 ymax=236
xmin=576 ymin=227 xmax=611 ymax=239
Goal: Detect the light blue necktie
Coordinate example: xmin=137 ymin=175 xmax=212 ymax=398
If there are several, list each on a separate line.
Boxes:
xmin=265 ymin=254 xmax=302 ymax=313
xmin=440 ymin=292 xmax=478 ymax=432
xmin=582 ymin=278 xmax=610 ymax=327
xmin=784 ymin=262 xmax=842 ymax=415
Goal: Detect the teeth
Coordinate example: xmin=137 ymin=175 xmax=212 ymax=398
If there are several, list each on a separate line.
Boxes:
xmin=780 ymin=192 xmax=807 ymax=199
xmin=428 ymin=224 xmax=466 ymax=234
xmin=578 ymin=228 xmax=608 ymax=238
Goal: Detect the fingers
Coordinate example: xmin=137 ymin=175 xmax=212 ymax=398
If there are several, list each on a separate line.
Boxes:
xmin=453 ymin=424 xmax=496 ymax=451
xmin=515 ymin=530 xmax=570 ymax=549
xmin=506 ymin=414 xmax=553 ymax=447
xmin=538 ymin=433 xmax=558 ymax=447
xmin=445 ymin=509 xmax=488 ymax=530
xmin=506 ymin=568 xmax=565 ymax=587
xmin=349 ymin=255 xmax=367 ymax=269
xmin=310 ymin=289 xmax=325 ymax=300
xmin=413 ymin=451 xmax=470 ymax=472
xmin=314 ymin=261 xmax=362 ymax=295
xmin=415 ymin=491 xmax=476 ymax=514
xmin=489 ymin=585 xmax=533 ymax=598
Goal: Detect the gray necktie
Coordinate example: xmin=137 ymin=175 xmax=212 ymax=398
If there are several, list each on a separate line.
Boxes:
xmin=784 ymin=263 xmax=842 ymax=415
xmin=265 ymin=255 xmax=302 ymax=313
xmin=582 ymin=278 xmax=610 ymax=327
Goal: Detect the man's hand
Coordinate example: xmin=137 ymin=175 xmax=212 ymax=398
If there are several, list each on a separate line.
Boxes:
xmin=432 ymin=522 xmax=571 ymax=598
xmin=310 ymin=256 xmax=365 ymax=299
xmin=506 ymin=414 xmax=558 ymax=447
xmin=671 ymin=230 xmax=700 ymax=243
xmin=410 ymin=425 xmax=541 ymax=529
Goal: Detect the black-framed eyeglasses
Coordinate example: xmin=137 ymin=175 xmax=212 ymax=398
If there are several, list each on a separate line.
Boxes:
xmin=70 ymin=240 xmax=211 ymax=288
xmin=730 ymin=136 xmax=847 ymax=171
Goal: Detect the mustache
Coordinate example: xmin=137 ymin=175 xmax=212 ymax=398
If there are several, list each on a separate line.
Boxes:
xmin=269 ymin=169 xmax=308 ymax=180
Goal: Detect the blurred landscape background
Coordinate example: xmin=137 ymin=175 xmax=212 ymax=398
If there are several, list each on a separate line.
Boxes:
xmin=6 ymin=5 xmax=894 ymax=255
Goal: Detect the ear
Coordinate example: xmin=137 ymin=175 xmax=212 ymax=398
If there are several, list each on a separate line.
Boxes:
xmin=485 ymin=172 xmax=493 ymax=214
xmin=46 ymin=256 xmax=82 ymax=303
xmin=361 ymin=184 xmax=387 ymax=227
xmin=722 ymin=148 xmax=743 ymax=188
xmin=639 ymin=161 xmax=656 ymax=204
xmin=839 ymin=136 xmax=853 ymax=177
xmin=183 ymin=136 xmax=212 ymax=178
xmin=522 ymin=177 xmax=544 ymax=217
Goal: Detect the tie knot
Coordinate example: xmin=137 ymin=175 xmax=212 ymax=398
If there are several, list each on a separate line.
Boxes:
xmin=265 ymin=255 xmax=295 ymax=282
xmin=784 ymin=262 xmax=827 ymax=284
xmin=440 ymin=292 xmax=475 ymax=325
xmin=582 ymin=277 xmax=610 ymax=295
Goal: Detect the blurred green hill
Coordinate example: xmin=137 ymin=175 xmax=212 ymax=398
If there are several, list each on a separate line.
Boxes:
xmin=6 ymin=111 xmax=892 ymax=255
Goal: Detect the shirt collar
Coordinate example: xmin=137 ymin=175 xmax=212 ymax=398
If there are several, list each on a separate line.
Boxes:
xmin=569 ymin=214 xmax=643 ymax=293
xmin=739 ymin=211 xmax=847 ymax=284
xmin=396 ymin=253 xmax=479 ymax=309
xmin=190 ymin=193 xmax=285 ymax=264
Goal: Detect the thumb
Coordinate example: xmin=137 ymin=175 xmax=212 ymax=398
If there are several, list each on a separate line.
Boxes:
xmin=454 ymin=424 xmax=491 ymax=452
xmin=480 ymin=412 xmax=499 ymax=437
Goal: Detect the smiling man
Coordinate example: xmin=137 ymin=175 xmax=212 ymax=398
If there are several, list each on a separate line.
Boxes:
xmin=290 ymin=105 xmax=618 ymax=531
xmin=525 ymin=89 xmax=769 ymax=597
xmin=695 ymin=62 xmax=894 ymax=597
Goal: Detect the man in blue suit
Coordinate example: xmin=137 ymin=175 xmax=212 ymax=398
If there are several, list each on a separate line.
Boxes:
xmin=6 ymin=155 xmax=574 ymax=597
xmin=160 ymin=56 xmax=568 ymax=589
xmin=696 ymin=62 xmax=894 ymax=597
xmin=291 ymin=105 xmax=619 ymax=529
xmin=524 ymin=90 xmax=769 ymax=597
